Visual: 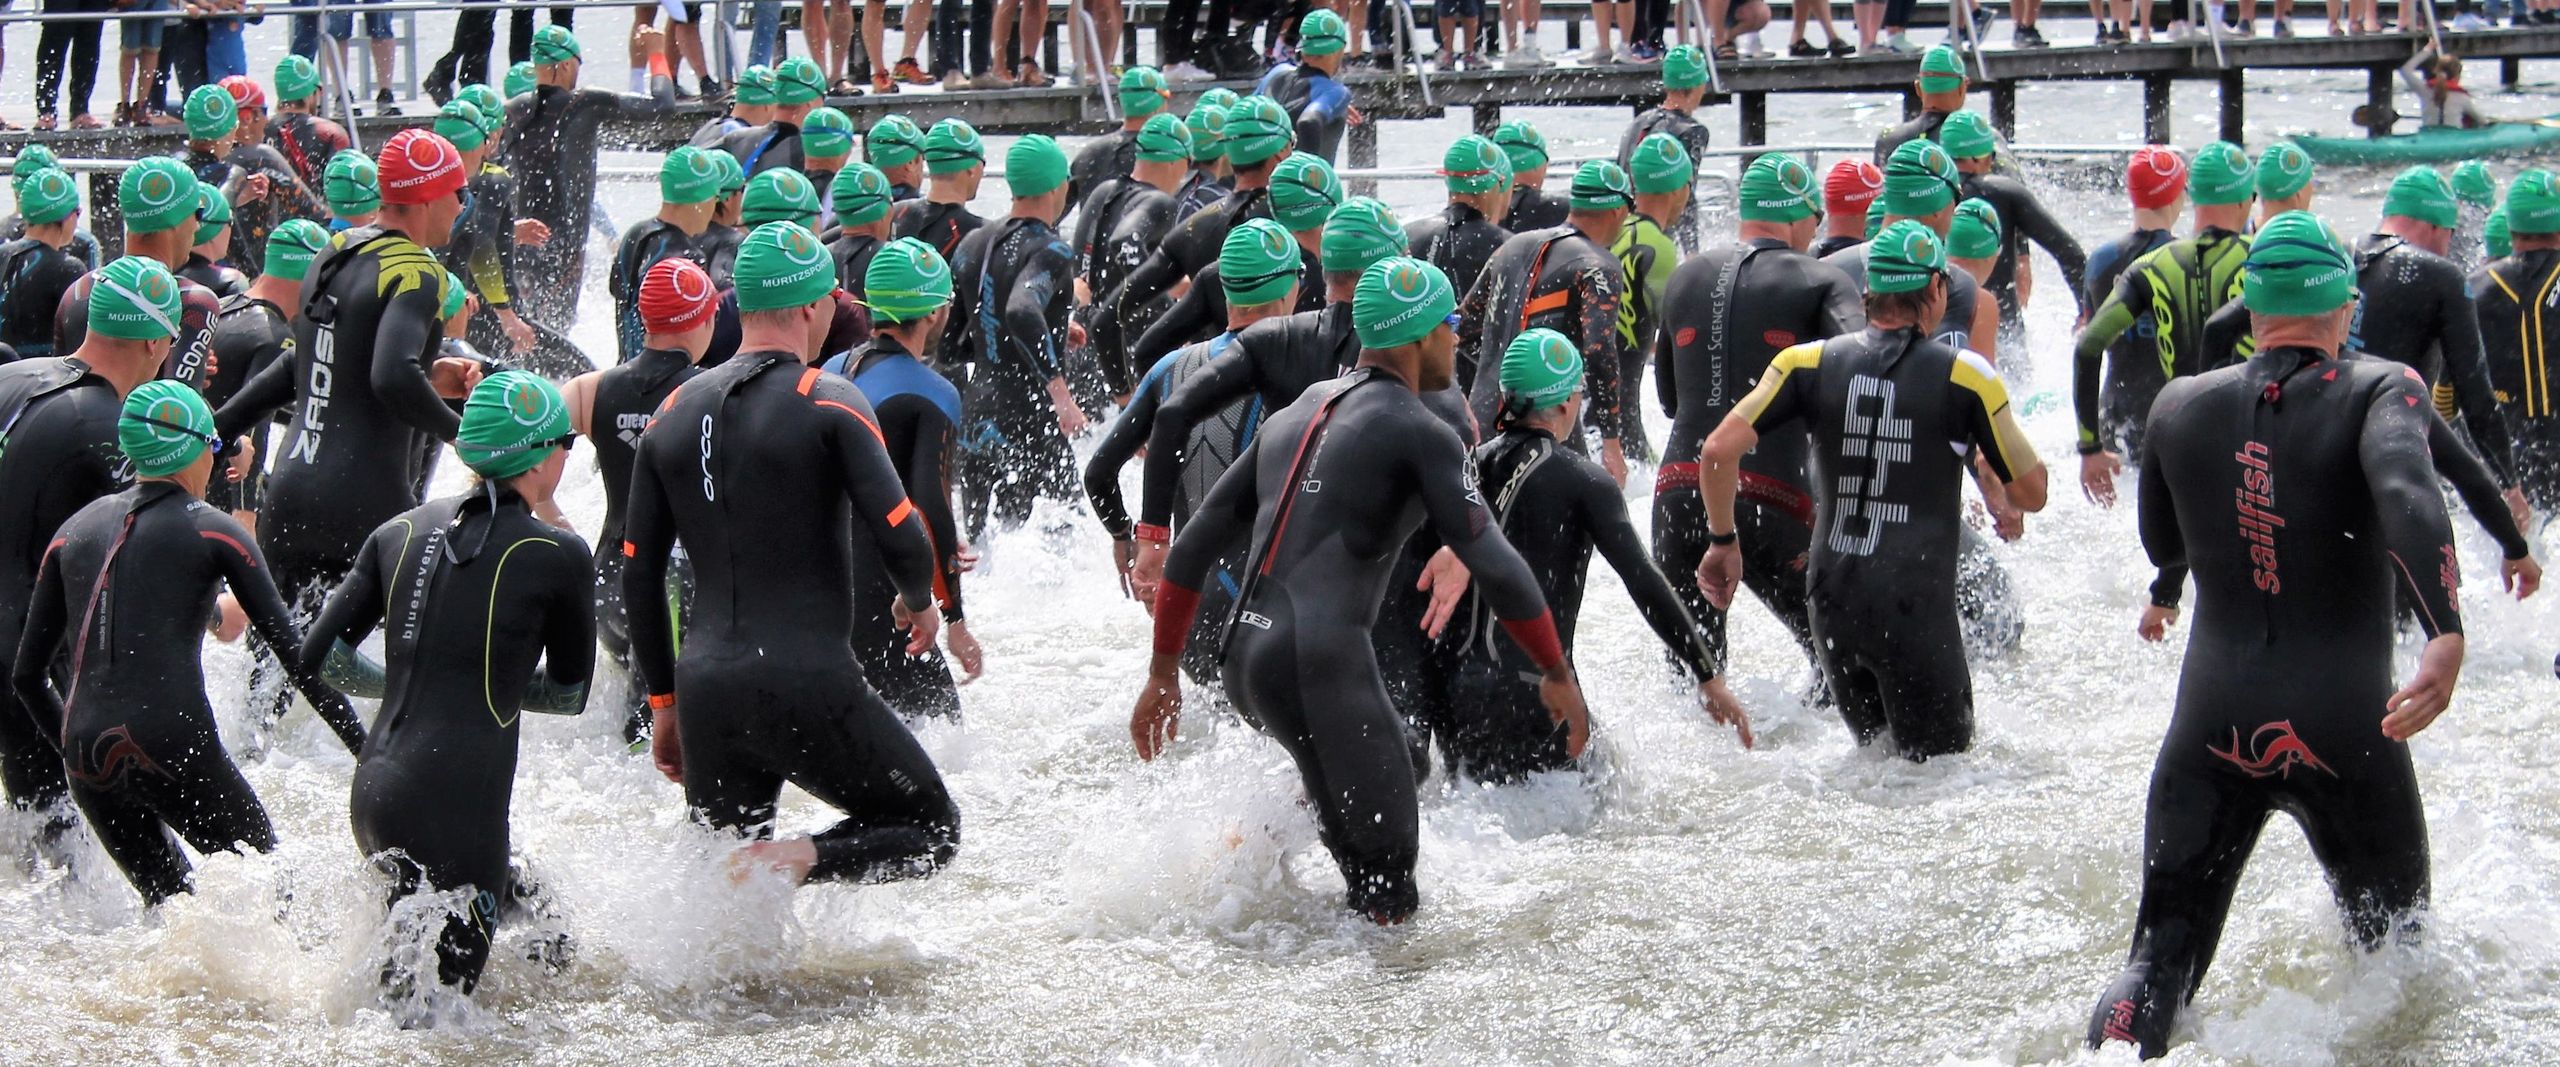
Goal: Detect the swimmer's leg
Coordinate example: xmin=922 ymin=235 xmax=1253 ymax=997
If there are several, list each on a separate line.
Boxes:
xmin=1872 ymin=616 xmax=1975 ymax=760
xmin=2089 ymin=754 xmax=2270 ymax=1059
xmin=1737 ymin=494 xmax=1824 ymax=687
xmin=2288 ymin=746 xmax=2429 ymax=950
xmin=373 ymin=849 xmax=500 ymax=994
xmin=770 ymin=686 xmax=960 ymax=883
xmin=1809 ymin=599 xmax=1890 ymax=745
xmin=1651 ymin=480 xmax=1722 ymax=667
xmin=1444 ymin=657 xmax=1570 ymax=784
xmin=69 ymin=778 xmax=193 ymax=904
xmin=0 ymin=686 xmax=70 ymax=815
xmin=151 ymin=738 xmax=278 ymax=857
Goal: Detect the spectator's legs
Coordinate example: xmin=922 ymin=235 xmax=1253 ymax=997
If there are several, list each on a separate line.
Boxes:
xmin=974 ymin=0 xmax=1001 ymax=75
xmin=1094 ymin=0 xmax=1124 ymax=67
xmin=1164 ymin=0 xmax=1200 ymax=63
xmin=1012 ymin=0 xmax=1043 ymax=77
xmin=434 ymin=0 xmax=499 ymax=100
xmin=802 ymin=0 xmax=832 ymax=79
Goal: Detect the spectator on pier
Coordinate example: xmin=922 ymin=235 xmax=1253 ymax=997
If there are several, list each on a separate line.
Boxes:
xmin=33 ymin=0 xmax=110 ymax=130
xmin=325 ymin=0 xmax=401 ymax=115
xmin=119 ymin=0 xmax=177 ymax=127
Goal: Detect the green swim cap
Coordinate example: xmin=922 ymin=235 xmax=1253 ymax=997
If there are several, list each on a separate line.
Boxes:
xmin=1136 ymin=112 xmax=1194 ymax=163
xmin=1493 ymin=121 xmax=1549 ymax=175
xmin=14 ymin=169 xmax=79 ymax=227
xmin=868 ymin=114 xmax=925 ymax=167
xmin=503 ymin=61 xmax=536 ymax=99
xmin=435 ymin=100 xmax=487 ymax=152
xmin=531 ymin=24 xmax=579 ymax=65
xmin=733 ymin=221 xmax=838 ymax=311
xmin=1881 ymin=138 xmax=1960 ymax=218
xmin=1007 ymin=133 xmax=1071 ymax=198
xmin=440 ymin=268 xmax=467 ymax=320
xmin=742 ymin=168 xmax=822 ymax=228
xmin=1918 ymin=44 xmax=1967 ymax=91
xmin=1628 ymin=133 xmax=1693 ymax=196
xmin=802 ymin=107 xmax=856 ymax=159
xmin=1119 ymin=66 xmax=1171 ymax=117
xmin=264 ymin=217 xmax=329 ymax=281
xmin=12 ymin=145 xmax=58 ymax=181
xmin=119 ymin=379 xmax=217 ymax=477
xmin=1948 ymin=197 xmax=2002 ymax=260
xmin=1298 ymin=9 xmax=1349 ymax=55
xmin=733 ymin=65 xmax=778 ymax=107
xmin=183 ymin=84 xmax=239 ymax=141
xmin=660 ymin=145 xmax=724 ymax=205
xmin=276 ymin=55 xmax=322 ymax=102
xmin=1662 ymin=44 xmax=1708 ymax=91
xmin=1569 ymin=160 xmax=1633 ymax=211
xmin=1867 ymin=219 xmax=1947 ymax=295
xmin=2242 ymin=209 xmax=2357 ymax=316
xmin=193 ymin=185 xmax=233 ymax=248
xmin=1224 ymin=97 xmax=1295 ymax=166
xmin=1500 ymin=327 xmax=1583 ymax=410
xmin=2383 ymin=165 xmax=2458 ymax=229
xmin=831 ymin=163 xmax=894 ymax=226
xmin=1865 ymin=197 xmax=1886 ymax=240
xmin=1354 ymin=256 xmax=1456 ymax=349
xmin=2254 ymin=142 xmax=2315 ymax=202
xmin=1219 ymin=218 xmax=1302 ymax=306
xmin=1441 ymin=135 xmax=1512 ymax=195
xmin=924 ymin=119 xmax=985 ymax=175
xmin=458 ymin=84 xmax=504 ymax=129
xmin=456 ymin=370 xmax=572 ymax=480
xmin=120 ymin=157 xmax=202 ymax=235
xmin=87 ymin=255 xmax=184 ymax=341
xmin=862 ymin=236 xmax=955 ymax=324
xmin=324 ymin=150 xmax=380 ymax=216
xmin=774 ymin=57 xmax=825 ymax=106
xmin=1186 ymin=102 xmax=1228 ymax=163
xmin=2188 ymin=141 xmax=2254 ymax=206
xmin=1737 ymin=153 xmax=1817 ymax=222
xmin=712 ymin=150 xmax=747 ymax=196
xmin=2510 ymin=170 xmax=2560 ymax=235
xmin=1938 ymin=109 xmax=1998 ymax=161
xmin=2487 ymin=207 xmax=2514 ymax=259
xmin=1269 ymin=152 xmax=1342 ymax=230
xmin=2452 ymin=160 xmax=2498 ymax=209
xmin=1320 ymin=197 xmax=1404 ymax=273
xmin=1196 ymin=87 xmax=1241 ymax=114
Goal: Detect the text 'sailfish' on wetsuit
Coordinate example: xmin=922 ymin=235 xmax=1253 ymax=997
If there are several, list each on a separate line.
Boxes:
xmin=2090 ymin=349 xmax=2459 ymax=1059
xmin=1822 ymin=240 xmax=1983 ymax=355
xmin=500 ymin=77 xmax=676 ymax=328
xmin=622 ymin=353 xmax=960 ymax=885
xmin=2349 ymin=233 xmax=2518 ymax=483
xmin=14 ymin=484 xmax=361 ymax=904
xmin=587 ymin=345 xmax=701 ymax=735
xmin=960 ymin=217 xmax=1078 ymax=536
xmin=301 ymin=488 xmax=594 ymax=992
xmin=55 ymin=270 xmax=223 ymax=393
xmin=610 ymin=221 xmax=701 ymax=365
xmin=205 ymin=293 xmax=293 ymax=513
xmin=1456 ymin=227 xmax=1627 ymax=440
xmin=1615 ymin=108 xmax=1712 ymax=251
xmin=1405 ymin=203 xmax=1512 ymax=299
xmin=1074 ymin=176 xmax=1180 ymax=392
xmin=1086 ymin=331 xmax=1256 ymax=684
xmin=1447 ymin=426 xmax=1718 ymax=781
xmin=0 ymin=358 xmax=128 ymax=812
xmin=2072 ymin=227 xmax=2250 ymax=453
xmin=1959 ymin=170 xmax=2089 ymax=323
xmin=1654 ymin=238 xmax=1863 ymax=671
xmin=0 ymin=238 xmax=89 ymax=361
xmin=2082 ymin=227 xmax=2179 ymax=458
xmin=1732 ymin=330 xmax=2034 ymax=758
xmin=1127 ymin=253 xmax=1327 ymax=378
xmin=1256 ymin=64 xmax=1352 ymax=164
xmin=2474 ymin=248 xmax=2560 ymax=508
xmin=822 ymin=337 xmax=970 ymax=720
xmin=1156 ymin=367 xmax=1557 ymax=919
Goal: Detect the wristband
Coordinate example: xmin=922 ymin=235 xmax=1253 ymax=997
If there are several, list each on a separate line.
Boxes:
xmin=647 ymin=692 xmax=676 ymax=712
xmin=1152 ymin=581 xmax=1203 ymax=656
xmin=1706 ymin=528 xmax=1738 ymax=546
xmin=1500 ymin=611 xmax=1567 ymax=673
xmin=1133 ymin=522 xmax=1173 ymax=545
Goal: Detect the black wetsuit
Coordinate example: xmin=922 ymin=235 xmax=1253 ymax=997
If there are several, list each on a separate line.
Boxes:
xmin=200 ymin=143 xmax=320 ymax=283
xmin=1958 ymin=169 xmax=2089 ymax=340
xmin=820 ymin=338 xmax=969 ymax=720
xmin=0 ymin=238 xmax=88 ymax=362
xmin=13 ymin=483 xmax=361 ymax=904
xmin=696 ymin=223 xmax=745 ymax=288
xmin=1654 ymin=238 xmax=1864 ymax=675
xmin=717 ymin=120 xmax=804 ymax=181
xmin=1448 ymin=426 xmax=1719 ymax=781
xmin=1065 ymin=127 xmax=1141 ymax=217
xmin=2474 ymin=249 xmax=2560 ymax=510
xmin=1126 ymin=252 xmax=1326 ymax=379
xmin=2089 ymin=347 xmax=2458 ymax=1060
xmin=205 ymin=293 xmax=295 ymax=514
xmin=303 ymin=488 xmax=594 ymax=993
xmin=891 ymin=199 xmax=985 ymax=264
xmin=1732 ymin=329 xmax=2035 ymax=758
xmin=1615 ymin=107 xmax=1712 ymax=252
xmin=448 ymin=161 xmax=585 ymax=379
xmin=1404 ymin=203 xmax=1512 ymax=298
xmin=1086 ymin=331 xmax=1256 ymax=685
xmin=1176 ymin=170 xmax=1226 ymax=221
xmin=1502 ymin=183 xmax=1567 ymax=234
xmin=1874 ymin=109 xmax=1953 ymax=165
xmin=1456 ymin=226 xmax=1628 ymax=444
xmin=1822 ymin=240 xmax=1984 ymax=355
xmin=1810 ymin=233 xmax=1865 ymax=260
xmin=609 ymin=219 xmax=703 ymax=366
xmin=267 ymin=111 xmax=354 ymax=193
xmin=828 ymin=230 xmax=885 ymax=301
xmin=587 ymin=345 xmax=701 ymax=738
xmin=689 ymin=114 xmax=748 ymax=148
xmin=178 ymin=253 xmax=249 ymax=300
xmin=2084 ymin=227 xmax=2179 ymax=459
xmin=0 ymin=359 xmax=128 ymax=817
xmin=500 ymin=77 xmax=677 ymax=329
xmin=624 ymin=352 xmax=959 ymax=883
xmin=2348 ymin=233 xmax=2517 ymax=484
xmin=55 ymin=268 xmax=223 ymax=394
xmin=1074 ymin=176 xmax=1179 ymax=393
xmin=959 ymin=217 xmax=1078 ymax=536
xmin=1157 ymin=365 xmax=1557 ymax=920
xmin=1099 ymin=186 xmax=1274 ymax=367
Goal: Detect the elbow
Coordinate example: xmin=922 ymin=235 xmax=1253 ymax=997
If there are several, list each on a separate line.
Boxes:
xmin=2008 ymin=466 xmax=2051 ymax=513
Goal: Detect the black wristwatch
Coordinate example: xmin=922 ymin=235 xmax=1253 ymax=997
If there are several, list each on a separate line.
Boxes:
xmin=1707 ymin=528 xmax=1739 ymax=546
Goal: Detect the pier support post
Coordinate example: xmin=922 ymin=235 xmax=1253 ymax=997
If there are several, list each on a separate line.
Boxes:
xmin=1739 ymin=91 xmax=1767 ymax=156
xmin=1988 ymin=82 xmax=2017 ymax=140
xmin=1474 ymin=103 xmax=1502 ymax=136
xmin=2218 ymin=68 xmax=2244 ymax=144
xmin=2368 ymin=66 xmax=2392 ymax=140
xmin=1349 ymin=118 xmax=1381 ymax=198
xmin=2504 ymin=56 xmax=2522 ymax=89
xmin=2142 ymin=73 xmax=2172 ymax=144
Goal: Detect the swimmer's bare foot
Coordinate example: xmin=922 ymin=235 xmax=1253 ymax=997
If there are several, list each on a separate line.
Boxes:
xmin=727 ymin=839 xmax=817 ymax=886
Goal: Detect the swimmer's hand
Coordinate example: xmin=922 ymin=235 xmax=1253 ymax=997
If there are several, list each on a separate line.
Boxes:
xmin=947 ymin=619 xmax=985 ymax=683
xmin=2137 ymin=604 xmax=2178 ymax=643
xmin=239 ymin=173 xmax=268 ymax=205
xmin=2080 ymin=450 xmax=2123 ymax=507
xmin=893 ymin=598 xmax=943 ymax=656
xmin=498 ymin=307 xmax=536 ymax=354
xmin=1601 ymin=439 xmax=1628 ymax=486
xmin=1416 ymin=546 xmax=1471 ymax=638
xmin=1111 ymin=538 xmax=1139 ymax=599
xmin=1697 ymin=540 xmax=1743 ymax=611
xmin=2381 ymin=632 xmax=2464 ymax=741
xmin=1068 ymin=320 xmax=1089 ymax=348
xmin=1131 ymin=540 xmax=1169 ymax=609
xmin=210 ymin=593 xmax=248 ymax=643
xmin=226 ymin=434 xmax=258 ymax=484
xmin=1131 ymin=659 xmax=1183 ymax=760
xmin=1048 ymin=377 xmax=1090 ymax=437
xmin=2505 ymin=554 xmax=2542 ymax=600
xmin=513 ymin=219 xmax=552 ymax=246
xmin=1541 ymin=668 xmax=1590 ymax=759
xmin=1700 ymin=675 xmax=1753 ymax=750
xmin=651 ymin=707 xmax=683 ymax=783
xmin=955 ymin=542 xmax=979 ymax=572
xmin=429 ymin=356 xmax=486 ymax=399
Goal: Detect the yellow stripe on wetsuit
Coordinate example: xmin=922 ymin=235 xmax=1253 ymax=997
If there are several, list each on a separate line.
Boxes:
xmin=1734 ymin=341 xmax=1824 ymax=428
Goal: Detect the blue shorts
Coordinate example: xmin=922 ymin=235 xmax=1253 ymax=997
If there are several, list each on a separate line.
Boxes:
xmin=327 ymin=0 xmax=394 ymax=40
xmin=1440 ymin=0 xmax=1483 ymax=19
xmin=119 ymin=0 xmax=167 ymax=50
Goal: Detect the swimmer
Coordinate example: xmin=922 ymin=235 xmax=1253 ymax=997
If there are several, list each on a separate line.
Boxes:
xmin=827 ymin=164 xmax=897 ymax=302
xmin=1124 ymin=152 xmax=1336 ymax=382
xmin=1939 ymin=111 xmax=2089 ymax=351
xmin=952 ymin=136 xmax=1089 ymax=538
xmin=1822 ymin=140 xmax=1996 ymax=357
xmin=1615 ymin=47 xmax=1715 ymax=253
xmin=865 ymin=115 xmax=928 ymax=204
xmin=894 ymin=119 xmax=989 ymax=273
xmin=0 ymin=169 xmax=92 ymax=362
xmin=1179 ymin=92 xmax=1236 ymax=221
xmin=1405 ymin=135 xmax=1513 ymax=297
xmin=1256 ymin=11 xmax=1358 ymax=164
xmin=204 ymin=218 xmax=329 ymax=521
xmin=2082 ymin=145 xmax=2188 ymax=462
xmin=1493 ymin=121 xmax=1566 ymax=234
xmin=1611 ymin=133 xmax=1694 ymax=463
xmin=264 ymin=56 xmax=353 ymax=196
xmin=611 ymin=146 xmax=725 ymax=365
xmin=1456 ymin=160 xmax=1633 ymax=483
xmin=181 ymin=187 xmax=249 ymax=296
xmin=1066 ymin=68 xmax=1173 ymax=211
xmin=1095 ymin=97 xmax=1297 ymax=377
xmin=500 ymin=24 xmax=676 ymax=330
xmin=436 ymin=99 xmax=578 ymax=376
xmin=715 ymin=57 xmax=824 ymax=181
xmin=690 ymin=65 xmax=774 ymax=148
xmin=1812 ymin=159 xmax=1883 ymax=259
xmin=1874 ymin=45 xmax=1970 ymax=164
xmin=1074 ymin=113 xmax=1194 ymax=396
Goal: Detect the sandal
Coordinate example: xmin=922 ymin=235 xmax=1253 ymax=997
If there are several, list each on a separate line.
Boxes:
xmin=829 ymin=77 xmax=861 ymax=96
xmin=34 ymin=114 xmax=56 ymax=131
xmin=1017 ymin=61 xmax=1052 ymax=87
xmin=113 ymin=102 xmax=132 ymax=127
xmin=73 ymin=113 xmax=104 ymax=130
xmin=1713 ymin=42 xmax=1740 ymax=61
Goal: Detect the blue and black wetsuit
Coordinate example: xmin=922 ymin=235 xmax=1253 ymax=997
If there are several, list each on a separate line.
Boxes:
xmin=959 ymin=216 xmax=1078 ymax=536
xmin=0 ymin=357 xmax=128 ymax=816
xmin=822 ymin=336 xmax=969 ymax=720
xmin=0 ymin=238 xmax=90 ymax=362
xmin=1256 ymin=63 xmax=1352 ymax=163
xmin=586 ymin=345 xmax=701 ymax=740
xmin=1085 ymin=331 xmax=1255 ymax=685
xmin=717 ymin=120 xmax=804 ymax=182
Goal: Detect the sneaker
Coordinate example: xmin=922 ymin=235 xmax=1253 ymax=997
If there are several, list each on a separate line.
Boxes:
xmin=1789 ymin=38 xmax=1822 ymax=56
xmin=874 ymin=73 xmax=899 ymax=94
xmin=1829 ymin=38 xmax=1859 ymax=56
xmin=1972 ymin=3 xmax=1998 ymax=36
xmin=1633 ymin=40 xmax=1664 ymax=60
xmin=2452 ymin=11 xmax=2491 ymax=28
xmin=1882 ymin=32 xmax=1921 ymax=53
xmin=375 ymin=89 xmax=400 ymax=116
xmin=896 ymin=58 xmax=936 ymax=85
xmin=2272 ymin=17 xmax=2293 ymax=36
xmin=1502 ymin=43 xmax=1548 ymax=68
xmin=1165 ymin=60 xmax=1216 ymax=82
xmin=1740 ymin=32 xmax=1772 ymax=57
xmin=1583 ymin=44 xmax=1616 ymax=64
xmin=943 ymin=70 xmax=973 ymax=90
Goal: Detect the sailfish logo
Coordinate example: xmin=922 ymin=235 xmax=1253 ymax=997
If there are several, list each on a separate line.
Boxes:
xmin=2207 ymin=721 xmax=2336 ymax=779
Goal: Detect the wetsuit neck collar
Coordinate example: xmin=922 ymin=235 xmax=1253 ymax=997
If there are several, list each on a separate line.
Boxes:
xmin=1348 ymin=360 xmax=1415 ymax=392
xmin=1446 ymin=202 xmax=1485 ymax=224
xmin=1744 ymin=235 xmax=1791 ymax=251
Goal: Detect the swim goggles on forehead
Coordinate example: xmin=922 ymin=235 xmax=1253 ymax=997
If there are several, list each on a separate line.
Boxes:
xmin=121 ymin=412 xmax=234 ymax=458
xmin=93 ymin=275 xmax=182 ymax=340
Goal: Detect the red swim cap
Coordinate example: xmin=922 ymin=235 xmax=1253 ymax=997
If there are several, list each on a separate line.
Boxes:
xmin=1823 ymin=159 xmax=1884 ymax=215
xmin=2126 ymin=145 xmax=2189 ymax=211
xmin=376 ymin=129 xmax=468 ymax=206
xmin=639 ymin=257 xmax=720 ymax=333
xmin=220 ymin=75 xmax=267 ymax=111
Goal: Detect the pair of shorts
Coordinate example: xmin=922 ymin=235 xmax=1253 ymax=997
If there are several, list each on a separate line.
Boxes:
xmin=205 ymin=19 xmax=248 ymax=78
xmin=119 ymin=0 xmax=167 ymax=50
xmin=327 ymin=0 xmax=394 ymax=40
xmin=1439 ymin=0 xmax=1483 ymax=20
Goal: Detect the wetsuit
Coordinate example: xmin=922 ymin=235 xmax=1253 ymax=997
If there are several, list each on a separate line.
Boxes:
xmin=55 ymin=268 xmax=223 ymax=393
xmin=212 ymin=142 xmax=323 ymax=282
xmin=1809 ymin=234 xmax=1864 ymax=260
xmin=446 ymin=160 xmax=585 ymax=379
xmin=303 ymin=488 xmax=594 ymax=993
xmin=0 ymin=357 xmax=127 ymax=816
xmin=1447 ymin=426 xmax=1719 ymax=781
xmin=204 ymin=293 xmax=294 ymax=514
xmin=1612 ymin=210 xmax=1677 ymax=461
xmin=1730 ymin=329 xmax=2035 ymax=758
xmin=1615 ymin=108 xmax=1712 ymax=252
xmin=1126 ymin=251 xmax=1326 ymax=379
xmin=1256 ymin=62 xmax=1352 ymax=163
xmin=1874 ymin=109 xmax=1953 ymax=166
xmin=2090 ymin=347 xmax=2458 ymax=1059
xmin=2348 ymin=233 xmax=2517 ymax=484
xmin=609 ymin=219 xmax=703 ymax=365
xmin=1958 ymin=169 xmax=2090 ymax=341
xmin=689 ymin=114 xmax=747 ymax=148
xmin=959 ymin=216 xmax=1079 ymax=536
xmin=1074 ymin=176 xmax=1181 ymax=393
xmin=1404 ymin=203 xmax=1511 ymax=303
xmin=0 ymin=238 xmax=88 ymax=361
xmin=1822 ymin=240 xmax=1984 ymax=354
xmin=13 ymin=483 xmax=361 ymax=904
xmin=1653 ymin=238 xmax=1863 ymax=674
xmin=1065 ymin=128 xmax=1141 ymax=217
xmin=622 ymin=351 xmax=961 ymax=886
xmin=1176 ymin=169 xmax=1227 ymax=221
xmin=1455 ymin=226 xmax=1628 ymax=444
xmin=717 ymin=120 xmax=805 ymax=181
xmin=1502 ymin=184 xmax=1567 ymax=235
xmin=1085 ymin=331 xmax=1255 ymax=684
xmin=178 ymin=253 xmax=249 ymax=300
xmin=828 ymin=231 xmax=884 ymax=302
xmin=820 ymin=337 xmax=968 ymax=719
xmin=267 ymin=111 xmax=354 ymax=193
xmin=2072 ymin=228 xmax=2251 ymax=455
xmin=696 ymin=223 xmax=745 ymax=287
xmin=586 ymin=345 xmax=701 ymax=739
xmin=2083 ymin=226 xmax=2179 ymax=459
xmin=2474 ymin=248 xmax=2560 ymax=510
xmin=1099 ymin=187 xmax=1275 ymax=368
xmin=891 ymin=200 xmax=985 ymax=264
xmin=500 ymin=75 xmax=677 ymax=329
xmin=1155 ymin=365 xmax=1559 ymax=919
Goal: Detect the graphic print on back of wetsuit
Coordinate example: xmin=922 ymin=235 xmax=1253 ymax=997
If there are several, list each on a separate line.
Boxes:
xmin=2207 ymin=720 xmax=2334 ymax=778
xmin=1828 ymin=375 xmax=1914 ymax=556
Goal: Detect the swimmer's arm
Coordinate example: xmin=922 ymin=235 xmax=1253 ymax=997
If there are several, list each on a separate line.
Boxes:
xmin=1153 ymin=435 xmax=1262 ymax=656
xmin=298 ymin=529 xmax=387 ymax=677
xmin=593 ymin=58 xmax=677 ymax=117
xmin=1416 ymin=421 xmax=1548 ymax=625
xmin=907 ymin=404 xmax=967 ymax=621
xmin=620 ymin=448 xmax=682 ymax=699
xmin=823 ymin=381 xmax=939 ymax=612
xmin=2200 ymin=299 xmax=2249 ymax=371
xmin=212 ymin=345 xmax=300 ymax=445
xmin=470 ymin=244 xmax=512 ymax=310
xmin=2008 ymin=182 xmax=2089 ymax=314
xmin=9 ymin=548 xmax=70 ymax=752
xmin=1084 ymin=374 xmax=1161 ymax=540
xmin=520 ymin=540 xmax=598 ymax=714
xmin=1583 ymin=467 xmax=1717 ymax=679
xmin=1140 ymin=348 xmax=1258 ymax=530
xmin=562 ymin=371 xmax=601 ymax=437
xmin=371 ymin=278 xmax=464 ymax=441
xmin=1130 ymin=280 xmax=1214 ymax=375
xmin=2365 ymin=372 xmax=2467 ymax=639
xmin=218 ymin=515 xmax=366 ymax=753
xmin=1819 ymin=263 xmax=1868 ymax=334
xmin=1006 ymin=244 xmax=1075 ymax=378
xmin=1575 ymin=264 xmax=1627 ymax=442
xmin=1306 ymin=76 xmax=1352 ymax=122
xmin=2134 ymin=408 xmax=2188 ymax=610
xmin=1653 ymin=306 xmax=1678 ymax=420
xmin=2434 ymin=281 xmax=2519 ymax=484
xmin=2425 ymin=403 xmax=2532 ymax=560
xmin=1454 ymin=270 xmax=1492 ymax=390
xmin=2074 ymin=291 xmax=2140 ymax=452
xmin=1954 ymin=351 xmax=2047 ymax=511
